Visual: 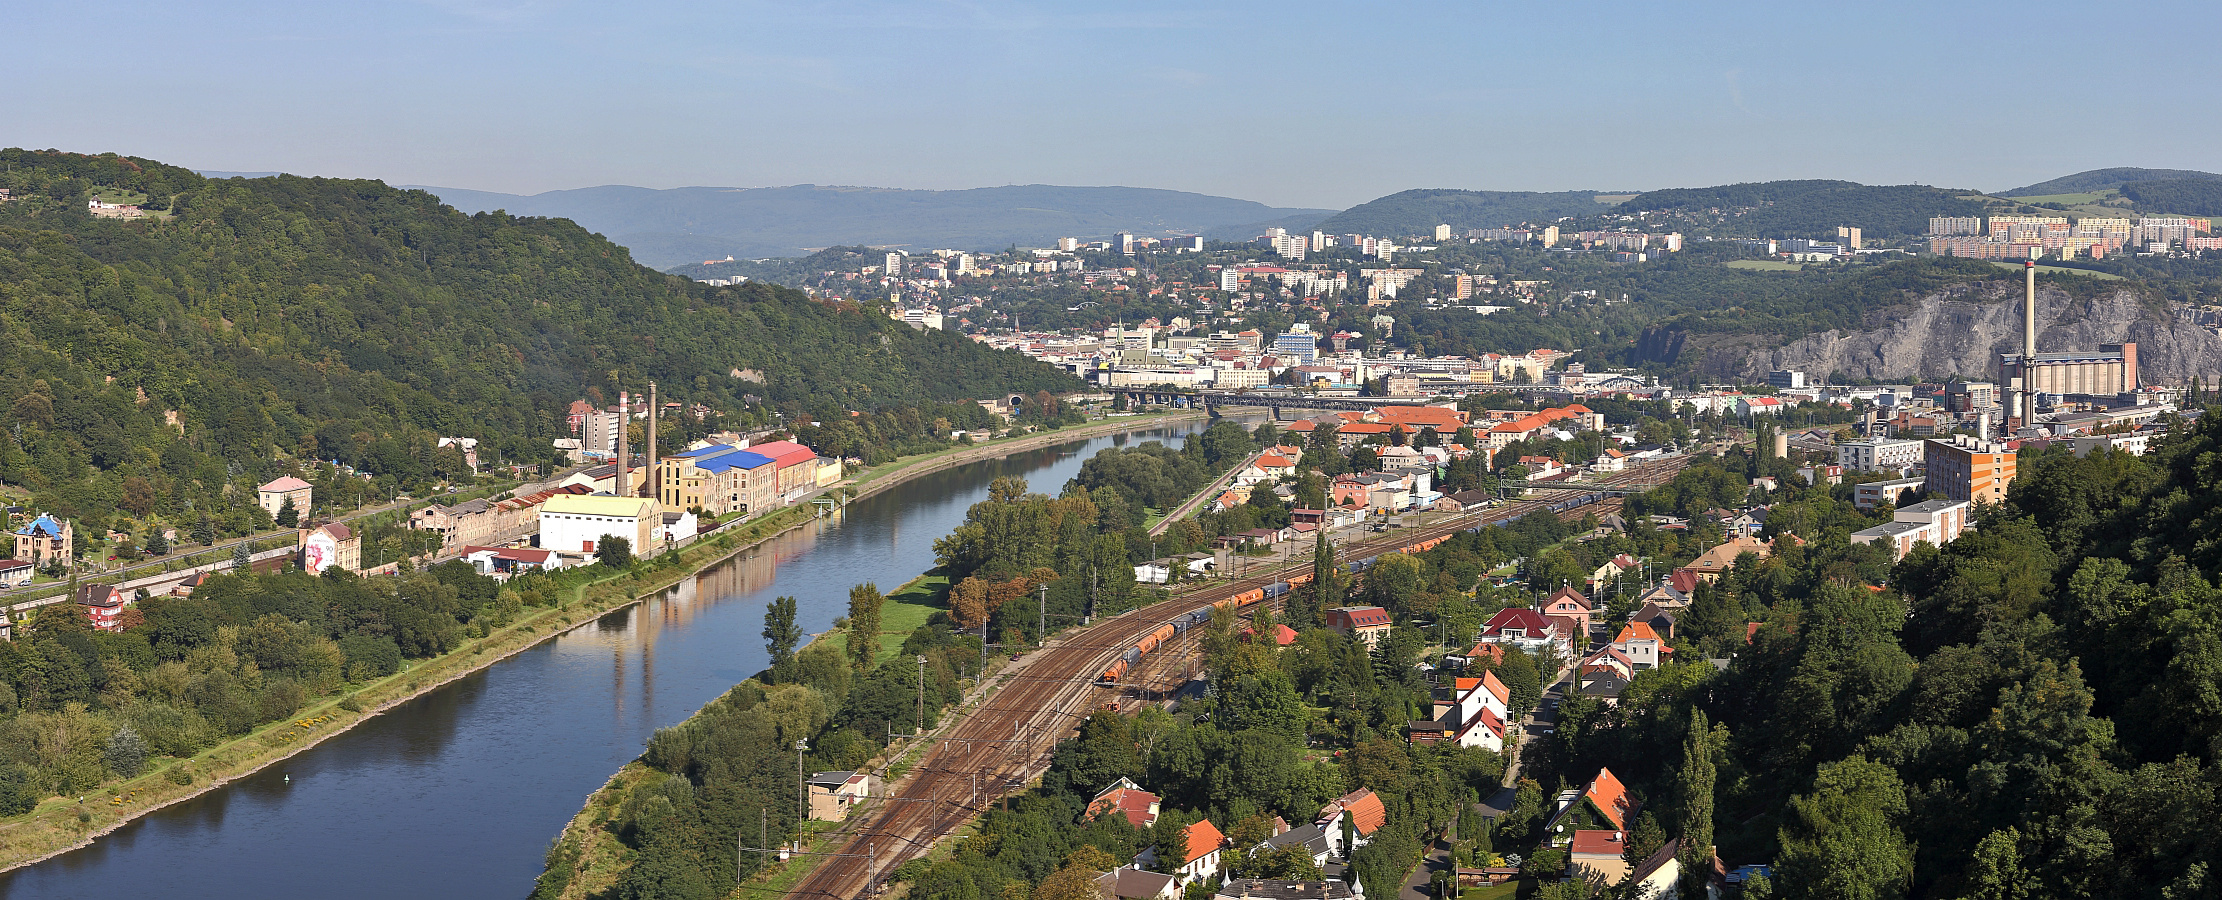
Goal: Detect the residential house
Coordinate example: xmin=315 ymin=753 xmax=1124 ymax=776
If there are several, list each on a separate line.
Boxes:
xmin=1672 ymin=536 xmax=1771 ymax=588
xmin=1251 ymin=822 xmax=1337 ymax=870
xmin=1241 ymin=624 xmax=1300 ymax=646
xmin=1631 ymin=602 xmax=1679 ymax=640
xmin=805 ymin=770 xmax=876 ymax=820
xmin=1325 ymin=606 xmax=1393 ymax=646
xmin=1611 ymin=622 xmax=1667 ymax=669
xmin=11 ymin=514 xmax=72 ymax=568
xmin=1624 ymin=839 xmax=1684 ymax=900
xmin=1541 ymin=587 xmax=1593 ymax=638
xmin=76 ymin=584 xmax=127 ymax=631
xmin=1569 ymin=830 xmax=1632 ymax=887
xmin=257 ymin=476 xmax=313 ymax=522
xmin=1580 ymin=646 xmax=1638 ymax=681
xmin=0 ymin=559 xmax=30 ymax=585
xmin=1086 ymin=778 xmax=1162 ymax=828
xmin=1543 ymin=768 xmax=1634 ymax=846
xmin=1317 ymin=788 xmax=1386 ymax=859
xmin=1477 ymin=607 xmax=1570 ymax=656
xmin=1170 ymin=819 xmax=1227 ymax=883
xmin=169 ymin=571 xmax=212 ymax=596
xmin=1096 ymin=867 xmax=1182 ymax=900
xmin=1579 ymin=669 xmax=1630 ymax=706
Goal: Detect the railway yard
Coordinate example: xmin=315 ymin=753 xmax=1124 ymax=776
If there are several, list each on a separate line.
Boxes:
xmin=782 ymin=455 xmax=1691 ymax=899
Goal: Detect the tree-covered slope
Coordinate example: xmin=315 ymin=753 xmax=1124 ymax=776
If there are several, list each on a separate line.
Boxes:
xmin=0 ymin=149 xmax=1076 ymax=532
xmin=2118 ymin=178 xmax=2222 ymax=217
xmin=1611 ymin=180 xmax=1994 ymax=239
xmin=1313 ymin=188 xmax=1614 ymax=237
xmin=1998 ymin=166 xmax=2222 ymax=198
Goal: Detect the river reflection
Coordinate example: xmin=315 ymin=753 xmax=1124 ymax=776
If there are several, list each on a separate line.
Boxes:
xmin=0 ymin=421 xmax=1215 ymax=900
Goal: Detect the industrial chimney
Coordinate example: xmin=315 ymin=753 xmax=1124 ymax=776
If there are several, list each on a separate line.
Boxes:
xmin=614 ymin=390 xmax=628 ymax=496
xmin=645 ymin=381 xmax=659 ymax=501
xmin=2023 ymin=260 xmax=2039 ymax=429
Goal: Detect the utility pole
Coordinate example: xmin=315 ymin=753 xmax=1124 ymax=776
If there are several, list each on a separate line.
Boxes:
xmin=795 ymin=739 xmax=809 ymax=845
xmin=1037 ymin=583 xmax=1049 ymax=645
xmin=1088 ymin=566 xmax=1097 ymax=623
xmin=916 ymin=655 xmax=927 ymax=735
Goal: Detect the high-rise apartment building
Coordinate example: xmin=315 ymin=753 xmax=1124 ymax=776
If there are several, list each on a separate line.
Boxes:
xmin=883 ymin=251 xmax=903 ymax=277
xmin=1928 ymin=217 xmax=1983 ymax=236
xmin=1924 ymin=435 xmax=2017 ymax=505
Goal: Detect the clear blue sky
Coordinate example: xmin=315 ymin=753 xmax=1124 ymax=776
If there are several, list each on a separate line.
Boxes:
xmin=8 ymin=1 xmax=2218 ymax=209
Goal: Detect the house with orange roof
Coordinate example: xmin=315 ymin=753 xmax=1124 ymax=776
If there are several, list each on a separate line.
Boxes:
xmin=1544 ymin=768 xmax=1635 ymax=845
xmin=1174 ymin=819 xmax=1227 ymax=883
xmin=1317 ymin=788 xmax=1386 ymax=858
xmin=1673 ymin=535 xmax=1772 ymax=587
xmin=1611 ymin=621 xmax=1667 ymax=669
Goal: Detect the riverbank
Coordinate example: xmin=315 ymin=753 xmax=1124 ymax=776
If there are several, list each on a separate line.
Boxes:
xmin=0 ymin=411 xmax=1208 ymax=876
xmin=533 ymin=570 xmax=966 ymax=900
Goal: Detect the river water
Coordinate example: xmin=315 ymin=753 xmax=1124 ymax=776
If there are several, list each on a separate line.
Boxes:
xmin=0 ymin=421 xmax=1210 ymax=900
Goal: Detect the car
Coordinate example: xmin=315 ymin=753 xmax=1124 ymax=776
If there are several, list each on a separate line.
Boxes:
xmin=1009 ymin=653 xmax=1023 ymax=661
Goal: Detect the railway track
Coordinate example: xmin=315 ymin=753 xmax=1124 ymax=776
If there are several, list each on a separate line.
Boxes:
xmin=785 ymin=455 xmax=1690 ymax=899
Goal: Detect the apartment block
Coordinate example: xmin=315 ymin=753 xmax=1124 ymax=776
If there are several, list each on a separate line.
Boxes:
xmin=1924 ymin=436 xmax=2016 ymax=505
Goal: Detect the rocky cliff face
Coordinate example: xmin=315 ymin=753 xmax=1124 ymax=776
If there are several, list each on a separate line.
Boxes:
xmin=1712 ymin=280 xmax=2222 ymax=385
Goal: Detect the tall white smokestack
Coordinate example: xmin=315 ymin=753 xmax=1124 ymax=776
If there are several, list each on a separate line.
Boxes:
xmin=615 ymin=390 xmax=628 ymax=495
xmin=2024 ymin=260 xmax=2038 ymax=429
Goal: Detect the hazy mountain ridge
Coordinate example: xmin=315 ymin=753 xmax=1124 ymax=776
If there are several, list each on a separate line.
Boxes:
xmin=409 ymin=182 xmax=1336 ymax=269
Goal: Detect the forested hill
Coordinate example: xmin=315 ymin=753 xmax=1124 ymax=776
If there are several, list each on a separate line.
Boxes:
xmin=1610 ymin=180 xmax=1996 ymax=239
xmin=0 ymin=149 xmax=1076 ymax=527
xmin=1999 ymin=166 xmax=2222 ymax=197
xmin=1312 ymin=188 xmax=1618 ymax=237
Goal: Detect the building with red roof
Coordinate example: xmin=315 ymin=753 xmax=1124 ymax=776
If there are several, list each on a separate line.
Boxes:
xmin=1569 ymin=830 xmax=1632 ymax=885
xmin=1478 ymin=607 xmax=1570 ymax=656
xmin=1086 ymin=778 xmax=1162 ymax=828
xmin=1325 ymin=606 xmax=1393 ymax=646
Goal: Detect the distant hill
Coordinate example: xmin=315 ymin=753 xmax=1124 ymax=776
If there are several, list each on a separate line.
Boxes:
xmin=1311 ymin=188 xmax=1616 ymax=237
xmin=1999 ymin=167 xmax=2222 ymax=197
xmin=1611 ymin=180 xmax=1993 ymax=238
xmin=2118 ymin=179 xmax=2222 ymax=217
xmin=408 ymin=183 xmax=1337 ymax=269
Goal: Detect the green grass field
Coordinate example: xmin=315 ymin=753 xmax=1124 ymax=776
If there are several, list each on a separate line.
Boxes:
xmin=1724 ymin=259 xmax=1805 ymax=272
xmin=875 ymin=573 xmax=949 ymax=662
xmin=2002 ymin=191 xmax=2113 ymax=205
xmin=1990 ymin=261 xmax=2124 ymax=280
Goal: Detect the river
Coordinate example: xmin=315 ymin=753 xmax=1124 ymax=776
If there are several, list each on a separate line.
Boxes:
xmin=0 ymin=420 xmax=1212 ymax=900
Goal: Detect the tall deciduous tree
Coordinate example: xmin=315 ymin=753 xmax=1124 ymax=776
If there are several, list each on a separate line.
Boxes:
xmin=1776 ymin=755 xmax=1913 ymax=900
xmin=1676 ymin=708 xmax=1716 ymax=897
xmin=763 ymin=595 xmax=802 ymax=682
xmin=845 ymin=583 xmax=884 ymax=669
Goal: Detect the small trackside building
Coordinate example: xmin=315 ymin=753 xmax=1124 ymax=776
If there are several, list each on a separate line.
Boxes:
xmin=539 ymin=494 xmax=662 ymax=557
